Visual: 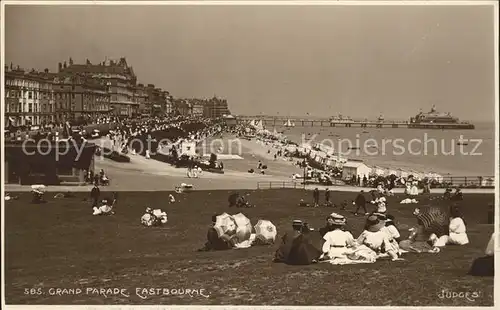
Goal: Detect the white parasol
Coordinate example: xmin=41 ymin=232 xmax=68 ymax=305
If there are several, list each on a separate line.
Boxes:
xmin=254 ymin=219 xmax=277 ymax=244
xmin=31 ymin=184 xmax=46 ymax=193
xmin=213 ymin=213 xmax=237 ymax=238
xmin=232 ymin=213 xmax=252 ymax=242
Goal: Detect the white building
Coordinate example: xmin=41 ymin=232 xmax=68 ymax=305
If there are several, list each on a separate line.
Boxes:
xmin=341 ymin=161 xmax=372 ymax=180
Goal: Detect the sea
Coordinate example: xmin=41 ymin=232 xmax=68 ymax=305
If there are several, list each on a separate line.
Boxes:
xmin=270 ymin=122 xmax=495 ymax=177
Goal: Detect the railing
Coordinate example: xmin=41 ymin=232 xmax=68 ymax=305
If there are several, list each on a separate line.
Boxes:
xmin=256 ymin=176 xmax=495 ymax=190
xmin=256 ymin=181 xmax=304 ymax=190
xmin=433 ymin=176 xmax=495 ymax=188
xmin=256 ymin=179 xmax=345 ymax=189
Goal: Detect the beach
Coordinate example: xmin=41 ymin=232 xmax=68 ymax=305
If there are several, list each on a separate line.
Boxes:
xmin=276 ymin=122 xmax=495 ymax=176
xmin=5 ymin=134 xmax=494 ymax=194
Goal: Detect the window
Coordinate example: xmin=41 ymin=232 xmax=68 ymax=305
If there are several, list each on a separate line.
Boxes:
xmin=28 ymin=92 xmax=33 ymax=99
xmin=28 ymin=104 xmax=32 ymax=112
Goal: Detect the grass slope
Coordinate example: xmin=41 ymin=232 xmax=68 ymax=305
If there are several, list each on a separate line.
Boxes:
xmin=5 ymin=189 xmax=494 ymax=306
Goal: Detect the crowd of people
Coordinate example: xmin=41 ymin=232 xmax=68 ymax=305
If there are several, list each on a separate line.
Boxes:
xmin=191 ymin=185 xmax=494 ymax=278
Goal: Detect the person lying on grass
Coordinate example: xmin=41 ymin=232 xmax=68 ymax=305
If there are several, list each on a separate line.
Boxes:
xmin=140 ymin=207 xmax=168 ymax=227
xmin=399 ymin=219 xmax=441 ymax=254
xmin=92 ymin=197 xmax=116 ymax=216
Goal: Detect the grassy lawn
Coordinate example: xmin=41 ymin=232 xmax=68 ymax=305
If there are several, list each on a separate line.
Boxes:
xmin=4 ymin=189 xmax=494 ymax=306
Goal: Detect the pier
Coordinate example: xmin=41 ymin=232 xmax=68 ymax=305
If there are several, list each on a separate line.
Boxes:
xmin=237 ymin=116 xmax=475 ymax=129
xmin=237 ymin=115 xmax=409 ymax=128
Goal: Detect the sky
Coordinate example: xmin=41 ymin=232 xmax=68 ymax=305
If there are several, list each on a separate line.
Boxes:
xmin=4 ymin=3 xmax=497 ymax=121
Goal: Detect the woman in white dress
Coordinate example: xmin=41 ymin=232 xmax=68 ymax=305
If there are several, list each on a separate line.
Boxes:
xmin=447 ymin=205 xmax=469 ymax=245
xmin=321 ymin=213 xmax=356 ymax=260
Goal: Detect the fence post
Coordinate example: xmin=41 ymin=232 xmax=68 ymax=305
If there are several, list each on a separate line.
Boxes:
xmin=464 ymin=176 xmax=467 ymax=186
xmin=269 ymin=182 xmax=272 ymax=189
xmin=294 ymin=182 xmax=297 ymax=189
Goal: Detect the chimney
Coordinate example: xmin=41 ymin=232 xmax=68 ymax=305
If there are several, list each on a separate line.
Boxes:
xmin=63 ymin=61 xmax=67 ymax=69
xmin=44 ymin=68 xmax=49 ymax=73
xmin=58 ymin=62 xmax=62 ymax=72
xmin=69 ymin=57 xmax=73 ymax=65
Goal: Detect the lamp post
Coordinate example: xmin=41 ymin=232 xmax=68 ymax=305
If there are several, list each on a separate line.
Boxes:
xmin=302 ymin=158 xmax=307 ymax=189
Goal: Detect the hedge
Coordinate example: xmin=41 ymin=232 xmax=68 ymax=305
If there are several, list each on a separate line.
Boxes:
xmin=99 ymin=147 xmax=131 ymax=163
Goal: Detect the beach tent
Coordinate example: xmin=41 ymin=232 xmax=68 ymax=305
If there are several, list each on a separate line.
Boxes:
xmin=255 ymin=120 xmax=264 ymax=131
xmin=341 ymin=161 xmax=372 ymax=180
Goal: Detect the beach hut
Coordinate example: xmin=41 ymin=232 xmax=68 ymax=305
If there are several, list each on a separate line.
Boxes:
xmin=341 ymin=161 xmax=372 ymax=181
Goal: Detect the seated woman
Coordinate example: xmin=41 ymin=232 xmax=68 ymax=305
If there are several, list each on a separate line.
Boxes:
xmin=382 ymin=214 xmax=402 ymax=255
xmin=274 ymin=220 xmax=321 ymax=265
xmin=198 ymin=214 xmax=238 ymax=251
xmin=100 ymin=173 xmax=110 ymax=186
xmin=141 ymin=207 xmax=157 ymax=226
xmin=92 ymin=198 xmax=115 ymax=216
xmin=376 ymin=183 xmax=384 ymax=193
xmin=141 ymin=207 xmax=168 ymax=226
xmin=357 ymin=215 xmax=402 ymax=261
xmin=31 ymin=185 xmax=47 ymax=204
xmin=433 ymin=205 xmax=469 ymax=246
xmin=469 ymin=233 xmax=494 ymax=276
xmin=321 ymin=214 xmax=356 ymax=260
xmin=451 ymin=188 xmax=464 ymax=201
xmin=376 ymin=199 xmax=387 ymax=214
xmin=443 ymin=188 xmax=453 ymax=200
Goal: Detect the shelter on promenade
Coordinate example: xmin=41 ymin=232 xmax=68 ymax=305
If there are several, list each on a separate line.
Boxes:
xmin=4 ymin=140 xmax=96 ymax=185
xmin=222 ymin=115 xmax=238 ymax=128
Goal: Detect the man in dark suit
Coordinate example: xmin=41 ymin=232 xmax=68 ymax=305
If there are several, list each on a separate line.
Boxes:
xmin=354 ymin=190 xmax=368 ymax=216
xmin=90 ymin=184 xmax=100 ymax=208
xmin=325 ymin=188 xmax=331 ymax=206
xmin=313 ymin=188 xmax=320 ymax=207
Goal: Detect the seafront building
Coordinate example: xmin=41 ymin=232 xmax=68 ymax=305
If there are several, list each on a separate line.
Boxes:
xmin=4 ymin=57 xmax=232 ymax=127
xmin=58 ymin=57 xmax=138 ymax=117
xmin=4 ymin=65 xmax=57 ymax=126
xmin=52 ymin=75 xmax=111 ymax=123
